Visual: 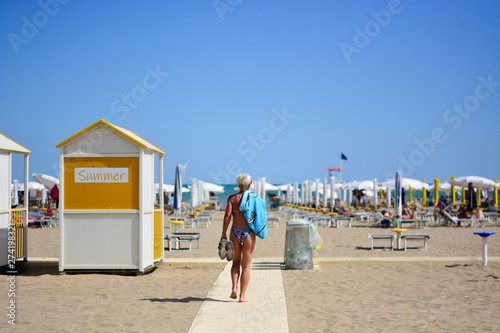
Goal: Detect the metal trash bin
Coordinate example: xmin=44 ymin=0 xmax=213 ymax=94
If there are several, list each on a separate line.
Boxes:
xmin=284 ymin=219 xmax=314 ymax=270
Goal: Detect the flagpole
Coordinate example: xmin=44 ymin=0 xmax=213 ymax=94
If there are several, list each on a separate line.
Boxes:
xmin=339 ymin=151 xmax=343 ymax=183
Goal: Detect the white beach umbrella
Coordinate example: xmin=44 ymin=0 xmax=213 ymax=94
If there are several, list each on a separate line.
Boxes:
xmin=342 ymin=180 xmax=360 ymax=189
xmin=262 ymin=181 xmax=278 ymax=191
xmin=449 ymin=175 xmax=498 ymax=190
xmin=381 ymin=177 xmax=429 ymax=190
xmin=155 ymin=183 xmax=190 ymax=193
xmin=305 ymin=180 xmax=309 ymax=204
xmin=18 ymin=181 xmax=46 ymax=191
xmin=190 ymin=178 xmax=199 ymax=207
xmin=33 ymin=173 xmax=59 ymax=190
xmin=203 ymin=182 xmax=225 ymax=194
xmin=293 ymin=182 xmax=299 ymax=203
xmin=322 ymin=178 xmax=327 ymax=207
xmin=428 ymin=181 xmax=461 ymax=192
xmin=276 ymin=184 xmax=293 ymax=191
xmin=315 ymin=179 xmax=320 ymax=205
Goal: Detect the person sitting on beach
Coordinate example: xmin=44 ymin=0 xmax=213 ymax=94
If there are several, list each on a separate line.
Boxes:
xmin=474 ymin=208 xmax=485 ymax=220
xmin=378 ymin=210 xmax=393 ymax=227
xmin=402 ymin=205 xmax=417 ymax=219
xmin=221 ymin=173 xmax=256 ymax=303
xmin=457 ymin=204 xmax=468 ymax=219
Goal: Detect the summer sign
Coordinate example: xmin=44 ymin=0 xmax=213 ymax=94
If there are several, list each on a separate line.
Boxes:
xmin=75 ymin=168 xmax=129 ymax=183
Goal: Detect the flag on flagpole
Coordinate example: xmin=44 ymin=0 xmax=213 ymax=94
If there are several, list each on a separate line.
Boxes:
xmin=341 ymin=152 xmax=348 ymax=161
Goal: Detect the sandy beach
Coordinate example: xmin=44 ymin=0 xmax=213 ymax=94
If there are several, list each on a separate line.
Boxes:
xmin=1 ymin=210 xmax=499 ymax=332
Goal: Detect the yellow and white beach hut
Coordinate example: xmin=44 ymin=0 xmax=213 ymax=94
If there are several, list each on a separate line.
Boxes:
xmin=56 ymin=120 xmax=165 ymax=273
xmin=0 ymin=133 xmax=31 ymax=269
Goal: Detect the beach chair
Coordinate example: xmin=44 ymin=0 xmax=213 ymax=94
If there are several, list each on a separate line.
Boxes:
xmin=439 ymin=209 xmax=459 ymax=227
xmin=367 ymin=233 xmax=394 ymax=251
xmin=401 ymin=233 xmax=430 ymax=251
xmin=192 ymin=216 xmax=211 ymax=228
xmin=333 ymin=216 xmax=352 ymax=228
xmin=28 ymin=215 xmax=52 ymax=228
xmin=267 ymin=215 xmax=280 ymax=228
xmin=164 ymin=232 xmax=202 ymax=251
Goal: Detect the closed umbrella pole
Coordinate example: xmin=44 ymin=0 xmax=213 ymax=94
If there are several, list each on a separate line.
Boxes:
xmin=323 ymin=178 xmax=327 ymax=208
xmin=373 ymin=179 xmax=378 ymax=209
xmin=450 ymin=176 xmax=456 ymax=207
xmin=173 ymin=164 xmax=187 ymax=225
xmin=495 ymin=180 xmax=499 ymax=209
xmin=477 ymin=187 xmax=481 ymax=208
xmin=330 ymin=177 xmax=335 ymax=210
xmin=308 ymin=180 xmax=313 ymax=207
xmin=409 ymin=186 xmax=413 ymax=205
xmin=434 ymin=178 xmax=440 ymax=206
xmin=395 ymin=172 xmax=403 ymax=229
xmin=422 ymin=179 xmax=427 ymax=206
xmin=261 ymin=177 xmax=266 ymax=202
xmin=315 ymin=179 xmax=320 ymax=208
xmin=191 ymin=178 xmax=198 ymax=208
xmin=386 ymin=187 xmax=391 ymax=208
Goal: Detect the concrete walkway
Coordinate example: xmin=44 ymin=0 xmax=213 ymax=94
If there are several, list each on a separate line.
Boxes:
xmin=188 ymin=261 xmax=289 ymax=333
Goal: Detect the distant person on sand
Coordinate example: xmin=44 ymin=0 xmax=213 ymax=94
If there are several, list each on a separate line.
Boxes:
xmin=221 ymin=173 xmax=256 ymax=303
xmin=50 ymin=185 xmax=59 ymax=209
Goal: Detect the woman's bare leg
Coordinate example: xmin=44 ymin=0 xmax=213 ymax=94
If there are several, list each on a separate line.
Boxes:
xmin=239 ymin=233 xmax=256 ymax=302
xmin=230 ymin=233 xmax=242 ymax=299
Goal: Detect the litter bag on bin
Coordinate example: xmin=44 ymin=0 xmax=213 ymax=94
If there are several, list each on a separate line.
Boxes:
xmin=284 ymin=219 xmax=316 ymax=270
xmin=309 ymin=224 xmax=324 ymax=249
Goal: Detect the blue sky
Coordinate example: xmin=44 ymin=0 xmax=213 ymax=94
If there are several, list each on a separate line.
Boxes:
xmin=1 ymin=0 xmax=499 ymax=185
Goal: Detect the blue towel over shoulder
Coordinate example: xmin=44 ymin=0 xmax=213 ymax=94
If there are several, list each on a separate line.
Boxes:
xmin=239 ymin=190 xmax=267 ymax=239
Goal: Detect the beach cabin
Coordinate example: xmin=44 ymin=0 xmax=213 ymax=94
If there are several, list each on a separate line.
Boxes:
xmin=56 ymin=120 xmax=165 ymax=273
xmin=0 ymin=133 xmax=30 ymax=270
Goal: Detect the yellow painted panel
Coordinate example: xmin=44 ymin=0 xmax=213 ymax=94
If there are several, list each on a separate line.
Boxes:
xmin=64 ymin=157 xmax=139 ymax=209
xmin=154 ymin=210 xmax=162 ymax=260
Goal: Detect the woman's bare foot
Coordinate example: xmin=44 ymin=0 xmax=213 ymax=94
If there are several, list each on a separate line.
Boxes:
xmin=230 ymin=291 xmax=237 ymax=299
xmin=239 ymin=295 xmax=248 ymax=303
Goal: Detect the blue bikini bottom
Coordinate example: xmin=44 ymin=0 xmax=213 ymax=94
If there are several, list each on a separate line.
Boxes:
xmin=232 ymin=227 xmax=252 ymax=245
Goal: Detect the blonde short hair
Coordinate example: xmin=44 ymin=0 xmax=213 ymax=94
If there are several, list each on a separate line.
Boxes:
xmin=236 ymin=173 xmax=251 ymax=191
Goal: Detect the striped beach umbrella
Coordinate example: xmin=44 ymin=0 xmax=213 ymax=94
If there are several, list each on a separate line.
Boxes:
xmin=173 ymin=164 xmax=186 ymax=210
xmin=394 ymin=172 xmax=403 ymax=228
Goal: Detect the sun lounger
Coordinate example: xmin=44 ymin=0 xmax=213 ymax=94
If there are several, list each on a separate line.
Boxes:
xmin=27 ymin=216 xmax=51 ymax=228
xmin=192 ymin=216 xmax=211 ymax=228
xmin=401 ymin=233 xmax=430 ymax=251
xmin=438 ymin=209 xmax=459 ymax=226
xmin=367 ymin=233 xmax=394 ymax=251
xmin=164 ymin=232 xmax=202 ymax=251
xmin=310 ymin=217 xmax=330 ymax=228
xmin=399 ymin=219 xmax=429 ymax=229
xmin=334 ymin=216 xmax=352 ymax=228
xmin=267 ymin=215 xmax=280 ymax=228
xmin=455 ymin=218 xmax=489 ymax=228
